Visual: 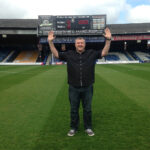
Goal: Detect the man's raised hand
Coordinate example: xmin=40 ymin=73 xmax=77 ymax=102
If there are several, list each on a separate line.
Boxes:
xmin=103 ymin=27 xmax=112 ymax=40
xmin=48 ymin=31 xmax=55 ymax=42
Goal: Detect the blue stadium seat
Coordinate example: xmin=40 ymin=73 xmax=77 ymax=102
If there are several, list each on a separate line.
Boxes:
xmin=105 ymin=54 xmax=120 ymax=61
xmin=0 ymin=50 xmax=11 ymax=62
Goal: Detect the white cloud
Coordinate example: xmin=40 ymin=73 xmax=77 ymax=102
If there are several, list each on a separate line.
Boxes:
xmin=0 ymin=0 xmax=128 ymax=23
xmin=69 ymin=0 xmax=128 ymax=24
xmin=0 ymin=0 xmax=27 ymax=18
xmin=0 ymin=0 xmax=150 ymax=24
xmin=0 ymin=0 xmax=79 ymax=18
xmin=126 ymin=5 xmax=150 ymax=23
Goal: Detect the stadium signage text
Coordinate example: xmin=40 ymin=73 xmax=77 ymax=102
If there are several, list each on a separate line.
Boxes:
xmin=113 ymin=35 xmax=150 ymax=41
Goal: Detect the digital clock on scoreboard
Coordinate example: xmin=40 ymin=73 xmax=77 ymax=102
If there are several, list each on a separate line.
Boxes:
xmin=38 ymin=15 xmax=106 ymax=36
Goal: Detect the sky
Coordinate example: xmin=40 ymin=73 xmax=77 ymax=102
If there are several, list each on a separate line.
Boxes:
xmin=0 ymin=0 xmax=150 ymax=24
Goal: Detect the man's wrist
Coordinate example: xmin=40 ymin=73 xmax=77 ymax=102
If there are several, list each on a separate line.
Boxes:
xmin=49 ymin=40 xmax=53 ymax=44
xmin=105 ymin=37 xmax=112 ymax=41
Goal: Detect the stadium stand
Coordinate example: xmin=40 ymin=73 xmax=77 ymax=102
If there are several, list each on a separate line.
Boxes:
xmin=105 ymin=53 xmax=120 ymax=61
xmin=42 ymin=55 xmax=48 ymax=65
xmin=97 ymin=57 xmax=105 ymax=63
xmin=123 ymin=51 xmax=134 ymax=61
xmin=46 ymin=54 xmax=52 ymax=65
xmin=14 ymin=50 xmax=39 ymax=63
xmin=6 ymin=51 xmax=20 ymax=62
xmin=3 ymin=51 xmax=15 ymax=62
xmin=116 ymin=52 xmax=129 ymax=61
xmin=52 ymin=57 xmax=63 ymax=65
xmin=0 ymin=19 xmax=150 ymax=65
xmin=134 ymin=51 xmax=150 ymax=62
xmin=105 ymin=52 xmax=130 ymax=61
xmin=0 ymin=49 xmax=11 ymax=62
xmin=129 ymin=51 xmax=143 ymax=63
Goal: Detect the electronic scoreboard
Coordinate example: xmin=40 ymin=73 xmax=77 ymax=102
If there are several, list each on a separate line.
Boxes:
xmin=38 ymin=15 xmax=106 ymax=36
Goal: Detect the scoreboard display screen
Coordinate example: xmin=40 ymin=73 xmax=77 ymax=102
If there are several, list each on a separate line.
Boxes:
xmin=38 ymin=15 xmax=106 ymax=36
xmin=56 ymin=17 xmax=90 ymax=30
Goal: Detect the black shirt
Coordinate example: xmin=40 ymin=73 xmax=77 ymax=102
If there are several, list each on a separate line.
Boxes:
xmin=58 ymin=49 xmax=102 ymax=87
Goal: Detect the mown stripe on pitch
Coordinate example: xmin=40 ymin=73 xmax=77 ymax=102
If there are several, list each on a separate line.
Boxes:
xmin=0 ymin=66 xmax=55 ymax=92
xmin=114 ymin=64 xmax=150 ymax=73
xmin=126 ymin=63 xmax=150 ymax=69
xmin=93 ymin=74 xmax=150 ymax=149
xmin=32 ymin=80 xmax=69 ymax=150
xmin=0 ymin=66 xmax=37 ymax=78
xmin=101 ymin=64 xmax=150 ymax=82
xmin=33 ymin=73 xmax=150 ymax=150
xmin=120 ymin=63 xmax=150 ymax=71
xmin=0 ymin=66 xmax=66 ymax=150
xmin=0 ymin=65 xmax=20 ymax=72
xmin=95 ymin=65 xmax=150 ymax=112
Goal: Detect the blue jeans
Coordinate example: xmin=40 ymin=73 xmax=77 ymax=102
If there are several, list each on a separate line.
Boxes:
xmin=69 ymin=84 xmax=93 ymax=130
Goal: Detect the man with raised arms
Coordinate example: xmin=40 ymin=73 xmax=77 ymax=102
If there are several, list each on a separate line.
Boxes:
xmin=48 ymin=28 xmax=112 ymax=136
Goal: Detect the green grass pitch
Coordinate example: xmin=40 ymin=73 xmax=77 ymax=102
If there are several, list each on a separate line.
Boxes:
xmin=0 ymin=64 xmax=150 ymax=150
